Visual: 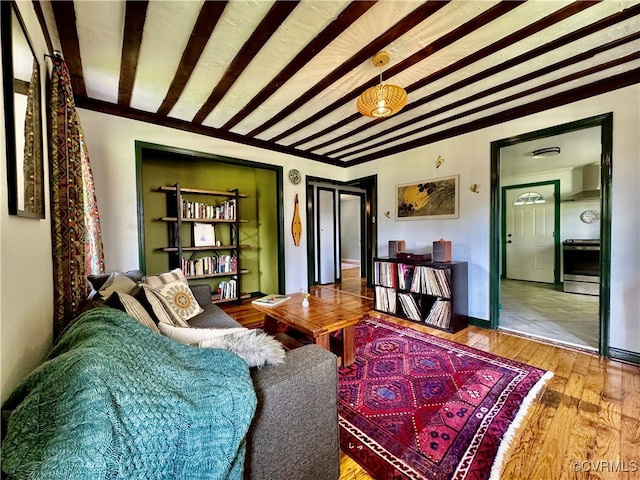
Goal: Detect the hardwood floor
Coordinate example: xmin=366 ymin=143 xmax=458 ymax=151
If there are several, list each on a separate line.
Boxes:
xmin=220 ymin=276 xmax=640 ymax=480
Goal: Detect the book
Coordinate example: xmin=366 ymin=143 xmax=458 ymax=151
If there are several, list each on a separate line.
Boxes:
xmin=252 ymin=294 xmax=291 ymax=307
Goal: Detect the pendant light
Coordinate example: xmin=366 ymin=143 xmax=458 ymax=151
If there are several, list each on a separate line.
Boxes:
xmin=357 ymin=51 xmax=407 ymax=118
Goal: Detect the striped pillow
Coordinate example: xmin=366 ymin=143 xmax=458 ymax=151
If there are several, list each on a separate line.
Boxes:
xmin=105 ymin=291 xmax=160 ymax=333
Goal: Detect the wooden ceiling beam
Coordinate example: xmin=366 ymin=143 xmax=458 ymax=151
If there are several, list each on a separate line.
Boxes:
xmin=246 ymin=0 xmax=450 ymax=138
xmin=156 ymin=1 xmax=227 ymax=116
xmin=50 ymin=0 xmax=86 ymax=98
xmin=221 ymin=1 xmax=377 ymax=131
xmin=297 ymin=0 xmax=617 ymax=154
xmin=345 ymin=68 xmax=640 ymax=165
xmin=192 ymin=1 xmax=299 ymax=125
xmin=273 ymin=0 xmax=523 ymax=145
xmin=324 ymin=31 xmax=640 ymax=158
xmin=119 ymin=1 xmax=148 ymax=106
xmin=74 ymin=97 xmax=341 ymax=167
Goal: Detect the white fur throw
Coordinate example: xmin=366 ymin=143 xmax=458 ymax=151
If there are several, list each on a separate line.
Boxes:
xmin=158 ymin=323 xmax=285 ymax=368
xmin=199 ymin=330 xmax=286 ymax=368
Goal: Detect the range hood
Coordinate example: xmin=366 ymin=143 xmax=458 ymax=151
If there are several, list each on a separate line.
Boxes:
xmin=563 ymin=164 xmax=601 ymax=202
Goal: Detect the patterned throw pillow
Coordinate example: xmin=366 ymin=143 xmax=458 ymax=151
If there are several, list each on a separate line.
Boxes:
xmin=94 ymin=272 xmax=138 ymax=299
xmin=142 ymin=269 xmax=204 ymax=325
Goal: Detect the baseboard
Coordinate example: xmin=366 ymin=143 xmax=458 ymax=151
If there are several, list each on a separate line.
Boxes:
xmin=468 ymin=316 xmax=491 ymax=329
xmin=609 ymin=347 xmax=640 ymax=366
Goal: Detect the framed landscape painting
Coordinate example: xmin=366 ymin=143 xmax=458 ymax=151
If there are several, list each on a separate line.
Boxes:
xmin=396 ymin=174 xmax=459 ymax=220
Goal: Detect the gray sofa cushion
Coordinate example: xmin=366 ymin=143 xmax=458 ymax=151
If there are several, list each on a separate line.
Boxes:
xmin=188 ymin=303 xmax=243 ymax=329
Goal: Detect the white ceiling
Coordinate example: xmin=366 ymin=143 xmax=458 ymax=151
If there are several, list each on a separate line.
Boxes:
xmin=31 ymin=0 xmax=640 ymax=166
xmin=501 ymin=126 xmax=602 ymax=177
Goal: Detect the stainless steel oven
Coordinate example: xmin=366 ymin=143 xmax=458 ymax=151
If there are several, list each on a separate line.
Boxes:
xmin=562 ymin=239 xmax=600 ymax=295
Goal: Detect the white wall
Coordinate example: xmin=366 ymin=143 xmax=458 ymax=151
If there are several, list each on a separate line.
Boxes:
xmin=1 ymin=2 xmax=54 ymax=403
xmin=76 ymin=109 xmax=346 ymax=295
xmin=347 ymin=85 xmax=640 ymax=354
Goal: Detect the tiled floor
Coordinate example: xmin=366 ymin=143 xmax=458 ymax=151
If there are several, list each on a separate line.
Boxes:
xmin=499 ymin=279 xmax=600 ymax=350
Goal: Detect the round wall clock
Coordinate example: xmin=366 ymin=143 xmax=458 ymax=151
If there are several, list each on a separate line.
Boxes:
xmin=288 ymin=169 xmax=301 ymax=184
xmin=580 ymin=209 xmax=600 ymax=224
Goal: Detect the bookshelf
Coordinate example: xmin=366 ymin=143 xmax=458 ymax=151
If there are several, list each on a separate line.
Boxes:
xmin=373 ymin=257 xmax=468 ymax=333
xmin=157 ymin=183 xmax=250 ymax=304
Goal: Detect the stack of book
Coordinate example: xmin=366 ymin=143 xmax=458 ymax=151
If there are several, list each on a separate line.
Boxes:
xmin=182 ymin=198 xmax=236 ymax=220
xmin=397 ymin=293 xmax=421 ymax=321
xmin=374 ymin=286 xmax=397 ymax=313
xmin=182 ymin=255 xmax=237 ymax=277
xmin=217 ymin=278 xmax=237 ymax=300
xmin=374 ymin=261 xmax=398 ymax=288
xmin=425 ymin=299 xmax=452 ymax=329
xmin=410 ymin=266 xmax=452 ymax=298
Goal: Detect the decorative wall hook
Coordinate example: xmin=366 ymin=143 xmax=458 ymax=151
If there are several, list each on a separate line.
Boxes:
xmin=470 ymin=184 xmax=480 ymax=193
xmin=435 ymin=155 xmax=445 ymax=168
xmin=384 ymin=211 xmax=391 ymax=218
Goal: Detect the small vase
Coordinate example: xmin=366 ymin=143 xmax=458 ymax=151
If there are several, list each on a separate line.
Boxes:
xmin=302 ymin=297 xmax=309 ymax=308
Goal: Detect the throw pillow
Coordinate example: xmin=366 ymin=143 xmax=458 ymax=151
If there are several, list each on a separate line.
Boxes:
xmin=88 ymin=270 xmax=144 ymax=294
xmin=139 ymin=285 xmax=191 ymax=327
xmin=93 ymin=272 xmax=138 ymax=299
xmin=157 ymin=323 xmax=248 ymax=343
xmin=105 ymin=292 xmax=160 ymax=334
xmin=157 ymin=324 xmax=286 ymax=368
xmin=142 ymin=269 xmax=204 ymax=322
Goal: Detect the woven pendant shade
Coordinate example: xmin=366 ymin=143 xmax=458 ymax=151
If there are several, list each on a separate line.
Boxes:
xmin=357 ymin=83 xmax=407 ymax=118
xmin=356 ymin=51 xmax=407 ymax=118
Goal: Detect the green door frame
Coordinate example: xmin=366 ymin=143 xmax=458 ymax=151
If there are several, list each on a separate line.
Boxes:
xmin=305 ymin=174 xmax=377 ymax=290
xmin=490 ymin=113 xmax=612 ymax=357
xmin=501 ymin=180 xmax=561 ymax=285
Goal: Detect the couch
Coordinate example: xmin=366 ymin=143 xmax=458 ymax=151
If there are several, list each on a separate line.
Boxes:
xmin=2 ymin=275 xmax=340 ymax=480
xmin=188 ymin=283 xmax=341 ymax=480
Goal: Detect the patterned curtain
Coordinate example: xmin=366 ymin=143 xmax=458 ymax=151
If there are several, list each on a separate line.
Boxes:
xmin=23 ymin=59 xmax=43 ymax=215
xmin=49 ymin=54 xmax=105 ymax=336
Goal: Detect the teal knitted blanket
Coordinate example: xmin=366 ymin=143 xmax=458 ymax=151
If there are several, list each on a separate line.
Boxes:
xmin=2 ymin=307 xmax=257 ymax=480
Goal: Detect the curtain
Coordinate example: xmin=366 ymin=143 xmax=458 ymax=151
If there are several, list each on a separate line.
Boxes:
xmin=49 ymin=54 xmax=105 ymax=336
xmin=23 ymin=58 xmax=43 ymax=215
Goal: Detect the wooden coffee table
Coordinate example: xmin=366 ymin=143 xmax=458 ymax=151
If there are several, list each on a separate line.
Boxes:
xmin=251 ymin=292 xmax=365 ymax=366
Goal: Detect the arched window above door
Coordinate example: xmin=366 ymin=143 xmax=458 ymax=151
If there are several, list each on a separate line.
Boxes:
xmin=513 ymin=192 xmax=546 ymax=206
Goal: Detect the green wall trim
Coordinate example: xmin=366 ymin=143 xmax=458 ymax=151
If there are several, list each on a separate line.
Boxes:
xmin=609 ymin=347 xmax=640 ymax=366
xmin=468 ymin=317 xmax=490 ymax=328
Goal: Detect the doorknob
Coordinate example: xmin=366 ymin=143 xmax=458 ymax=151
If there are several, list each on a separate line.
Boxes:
xmin=507 ymin=233 xmax=512 ymax=237
xmin=507 ymin=240 xmax=512 ymax=244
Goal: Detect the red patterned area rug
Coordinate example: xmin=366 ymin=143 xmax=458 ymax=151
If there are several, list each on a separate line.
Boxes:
xmin=338 ymin=317 xmax=553 ymax=480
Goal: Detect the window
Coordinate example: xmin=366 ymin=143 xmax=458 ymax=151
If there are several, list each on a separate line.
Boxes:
xmin=513 ymin=192 xmax=546 ymax=206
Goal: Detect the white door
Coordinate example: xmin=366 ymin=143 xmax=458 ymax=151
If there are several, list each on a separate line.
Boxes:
xmin=318 ymin=189 xmax=336 ymax=284
xmin=505 ymin=185 xmax=555 ymax=283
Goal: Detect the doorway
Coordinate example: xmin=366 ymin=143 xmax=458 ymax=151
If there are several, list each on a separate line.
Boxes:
xmin=306 ymin=175 xmax=377 ymax=291
xmin=490 ymin=114 xmax=612 ymax=356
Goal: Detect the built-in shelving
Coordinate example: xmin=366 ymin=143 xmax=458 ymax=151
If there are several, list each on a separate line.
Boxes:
xmin=157 ymin=183 xmax=249 ymax=304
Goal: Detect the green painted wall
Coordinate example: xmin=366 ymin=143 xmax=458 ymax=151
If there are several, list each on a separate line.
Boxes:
xmin=140 ymin=148 xmax=279 ymax=295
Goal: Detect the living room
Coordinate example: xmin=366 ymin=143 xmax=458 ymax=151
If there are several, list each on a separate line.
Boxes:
xmin=2 ymin=1 xmax=640 ymax=478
